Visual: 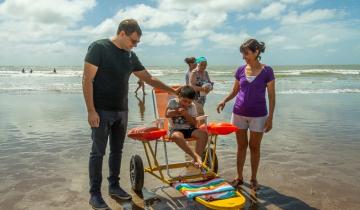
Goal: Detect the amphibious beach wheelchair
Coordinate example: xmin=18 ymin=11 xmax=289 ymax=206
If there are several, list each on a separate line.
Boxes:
xmin=127 ymin=87 xmax=245 ymax=210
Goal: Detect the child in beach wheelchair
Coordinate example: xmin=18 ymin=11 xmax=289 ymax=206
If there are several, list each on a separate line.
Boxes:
xmin=165 ymin=86 xmax=208 ymax=168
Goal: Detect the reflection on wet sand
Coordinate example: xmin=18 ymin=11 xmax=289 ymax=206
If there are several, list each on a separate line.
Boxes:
xmin=1 ymin=93 xmax=360 ymax=210
xmin=135 ymin=94 xmax=146 ymax=122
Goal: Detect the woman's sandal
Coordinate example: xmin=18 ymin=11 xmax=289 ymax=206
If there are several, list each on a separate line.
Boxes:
xmin=250 ymin=179 xmax=259 ymax=191
xmin=231 ymin=178 xmax=244 ymax=188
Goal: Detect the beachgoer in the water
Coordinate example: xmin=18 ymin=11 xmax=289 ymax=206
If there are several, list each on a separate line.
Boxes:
xmin=189 ymin=56 xmax=213 ymax=115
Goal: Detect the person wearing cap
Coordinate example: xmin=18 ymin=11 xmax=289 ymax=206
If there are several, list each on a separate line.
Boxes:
xmin=189 ymin=56 xmax=213 ymax=115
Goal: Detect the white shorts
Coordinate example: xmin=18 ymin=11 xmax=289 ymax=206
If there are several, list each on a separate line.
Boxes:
xmin=231 ymin=113 xmax=267 ymax=133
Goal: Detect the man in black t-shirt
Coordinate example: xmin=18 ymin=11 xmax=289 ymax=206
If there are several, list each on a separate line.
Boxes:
xmin=83 ymin=19 xmax=177 ymax=210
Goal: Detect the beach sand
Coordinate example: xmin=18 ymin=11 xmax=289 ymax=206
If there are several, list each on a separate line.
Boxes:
xmin=0 ymin=91 xmax=359 ymax=210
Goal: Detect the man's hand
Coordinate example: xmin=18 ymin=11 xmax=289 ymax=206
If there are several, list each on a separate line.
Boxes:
xmin=88 ymin=111 xmax=100 ymax=128
xmin=174 ymin=86 xmax=182 ymax=95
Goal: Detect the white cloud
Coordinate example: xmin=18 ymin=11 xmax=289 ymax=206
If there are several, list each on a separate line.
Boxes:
xmin=281 ymin=9 xmax=337 ymax=25
xmin=309 ymin=34 xmax=338 ymax=47
xmin=268 ymin=36 xmax=287 ymax=45
xmin=140 ymin=32 xmax=175 ymax=46
xmin=181 ymin=38 xmax=202 ymax=48
xmin=258 ymin=27 xmax=273 ymax=35
xmin=264 ymin=20 xmax=357 ymax=51
xmin=260 ymin=2 xmax=287 ymax=19
xmin=280 ymin=0 xmax=315 ymax=6
xmin=0 ymin=0 xmax=95 ymax=25
xmin=208 ymin=32 xmax=250 ymax=49
xmin=0 ymin=0 xmax=96 ymax=65
xmin=158 ymin=0 xmax=260 ymax=12
xmin=240 ymin=2 xmax=286 ymax=20
xmin=0 ymin=0 xmax=358 ymax=65
xmin=113 ymin=4 xmax=185 ymax=29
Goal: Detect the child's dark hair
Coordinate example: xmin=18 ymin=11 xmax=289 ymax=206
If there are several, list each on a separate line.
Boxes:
xmin=240 ymin=39 xmax=265 ymax=60
xmin=179 ymin=86 xmax=196 ymax=100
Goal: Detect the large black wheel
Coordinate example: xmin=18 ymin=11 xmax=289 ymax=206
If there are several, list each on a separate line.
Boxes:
xmin=202 ymin=148 xmax=218 ymax=173
xmin=130 ymin=155 xmax=144 ymax=192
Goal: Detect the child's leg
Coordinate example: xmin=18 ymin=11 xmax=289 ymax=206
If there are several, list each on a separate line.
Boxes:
xmin=191 ymin=129 xmax=208 ymax=157
xmin=171 ymin=131 xmax=198 ymax=161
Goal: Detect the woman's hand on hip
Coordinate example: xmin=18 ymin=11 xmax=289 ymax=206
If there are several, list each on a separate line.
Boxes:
xmin=216 ymin=101 xmax=226 ymax=113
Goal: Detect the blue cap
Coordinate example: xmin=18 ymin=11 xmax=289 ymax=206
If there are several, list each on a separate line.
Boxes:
xmin=195 ymin=56 xmax=207 ymax=64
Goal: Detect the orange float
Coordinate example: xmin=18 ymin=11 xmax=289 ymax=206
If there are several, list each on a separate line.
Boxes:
xmin=200 ymin=122 xmax=238 ymax=135
xmin=127 ymin=126 xmax=167 ymax=141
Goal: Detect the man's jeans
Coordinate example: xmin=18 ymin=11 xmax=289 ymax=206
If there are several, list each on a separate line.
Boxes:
xmin=89 ymin=110 xmax=128 ymax=195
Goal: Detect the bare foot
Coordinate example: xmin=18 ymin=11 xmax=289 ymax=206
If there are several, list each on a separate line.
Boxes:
xmin=193 ymin=154 xmax=203 ymax=168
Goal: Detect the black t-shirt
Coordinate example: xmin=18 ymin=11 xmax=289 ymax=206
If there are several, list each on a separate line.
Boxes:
xmin=85 ymin=39 xmax=145 ymax=111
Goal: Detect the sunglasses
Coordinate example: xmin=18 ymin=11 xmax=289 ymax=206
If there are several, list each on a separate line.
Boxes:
xmin=127 ymin=35 xmax=140 ymax=45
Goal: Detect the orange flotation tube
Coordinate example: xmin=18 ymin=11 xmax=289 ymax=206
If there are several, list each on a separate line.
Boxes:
xmin=200 ymin=122 xmax=238 ymax=135
xmin=127 ymin=126 xmax=167 ymax=141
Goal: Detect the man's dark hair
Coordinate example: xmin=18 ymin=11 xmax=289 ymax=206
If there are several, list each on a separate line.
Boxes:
xmin=117 ymin=19 xmax=142 ymax=36
xmin=179 ymin=86 xmax=196 ymax=100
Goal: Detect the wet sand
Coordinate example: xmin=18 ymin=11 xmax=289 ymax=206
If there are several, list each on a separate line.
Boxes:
xmin=0 ymin=92 xmax=360 ymax=210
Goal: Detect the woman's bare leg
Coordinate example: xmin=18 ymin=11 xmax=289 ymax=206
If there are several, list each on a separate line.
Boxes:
xmin=236 ymin=129 xmax=248 ymax=180
xmin=249 ymin=131 xmax=263 ymax=181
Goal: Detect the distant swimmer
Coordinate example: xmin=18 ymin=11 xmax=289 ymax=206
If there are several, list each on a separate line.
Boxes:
xmin=21 ymin=68 xmax=25 ymax=73
xmin=53 ymin=68 xmax=56 ymax=73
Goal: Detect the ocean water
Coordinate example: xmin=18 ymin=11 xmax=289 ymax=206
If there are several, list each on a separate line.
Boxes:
xmin=0 ymin=65 xmax=359 ymax=94
xmin=0 ymin=65 xmax=360 ymax=210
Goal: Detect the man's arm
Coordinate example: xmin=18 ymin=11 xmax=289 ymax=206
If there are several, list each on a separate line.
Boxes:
xmin=133 ymin=69 xmax=177 ymax=95
xmin=82 ymin=62 xmax=99 ymax=127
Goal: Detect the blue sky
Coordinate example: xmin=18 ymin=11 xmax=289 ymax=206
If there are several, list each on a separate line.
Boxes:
xmin=0 ymin=0 xmax=359 ymax=66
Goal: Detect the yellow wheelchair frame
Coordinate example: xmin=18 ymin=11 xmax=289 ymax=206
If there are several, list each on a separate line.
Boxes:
xmin=129 ymin=87 xmax=245 ymax=210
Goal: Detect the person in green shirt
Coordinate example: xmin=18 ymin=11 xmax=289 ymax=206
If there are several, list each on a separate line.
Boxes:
xmin=83 ymin=19 xmax=178 ymax=210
